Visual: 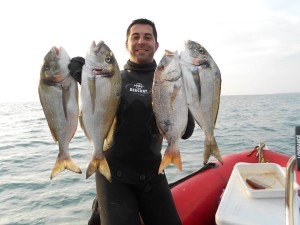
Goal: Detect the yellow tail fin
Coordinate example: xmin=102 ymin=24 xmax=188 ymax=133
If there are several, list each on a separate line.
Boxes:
xmin=50 ymin=158 xmax=82 ymax=180
xmin=159 ymin=146 xmax=182 ymax=174
xmin=203 ymin=137 xmax=223 ymax=164
xmin=86 ymin=156 xmax=111 ymax=181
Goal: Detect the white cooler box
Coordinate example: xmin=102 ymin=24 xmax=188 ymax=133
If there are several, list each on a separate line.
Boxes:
xmin=215 ymin=163 xmax=300 ymax=225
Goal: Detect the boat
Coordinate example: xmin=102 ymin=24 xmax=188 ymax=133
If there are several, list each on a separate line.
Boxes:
xmin=88 ymin=145 xmax=300 ymax=225
xmin=171 ymin=147 xmax=300 ymax=225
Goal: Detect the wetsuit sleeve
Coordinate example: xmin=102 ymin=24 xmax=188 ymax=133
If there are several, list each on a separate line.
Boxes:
xmin=181 ymin=109 xmax=195 ymax=140
xmin=68 ymin=56 xmax=85 ymax=84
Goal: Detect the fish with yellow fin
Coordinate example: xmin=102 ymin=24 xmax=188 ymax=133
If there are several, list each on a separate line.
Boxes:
xmin=80 ymin=41 xmax=121 ymax=180
xmin=39 ymin=46 xmax=82 ymax=179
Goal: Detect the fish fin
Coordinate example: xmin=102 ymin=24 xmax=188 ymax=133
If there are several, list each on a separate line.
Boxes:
xmin=103 ymin=117 xmax=117 ymax=151
xmin=191 ymin=69 xmax=201 ymax=102
xmin=98 ymin=158 xmax=112 ymax=182
xmin=49 ymin=127 xmax=58 ymax=143
xmin=88 ymin=79 xmax=96 ymax=112
xmin=169 ymin=84 xmax=181 ymax=110
xmin=50 ymin=157 xmax=82 ymax=180
xmin=79 ymin=111 xmax=92 ymax=142
xmin=62 ymin=86 xmax=69 ymax=120
xmin=159 ymin=146 xmax=182 ymax=174
xmin=86 ymin=157 xmax=111 ymax=181
xmin=203 ymin=137 xmax=223 ymax=164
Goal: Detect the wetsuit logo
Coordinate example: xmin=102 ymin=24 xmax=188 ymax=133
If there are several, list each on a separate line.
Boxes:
xmin=134 ymin=83 xmax=144 ymax=90
xmin=126 ymin=82 xmax=151 ymax=95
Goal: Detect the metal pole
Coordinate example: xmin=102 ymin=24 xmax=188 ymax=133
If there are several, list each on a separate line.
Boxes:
xmin=285 ymin=155 xmax=295 ymax=225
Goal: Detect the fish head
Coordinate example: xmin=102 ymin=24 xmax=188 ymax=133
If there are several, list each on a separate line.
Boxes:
xmin=156 ymin=50 xmax=181 ymax=81
xmin=157 ymin=50 xmax=173 ymax=68
xmin=86 ymin=41 xmax=120 ymax=77
xmin=40 ymin=46 xmax=71 ymax=85
xmin=182 ymin=40 xmax=210 ymax=67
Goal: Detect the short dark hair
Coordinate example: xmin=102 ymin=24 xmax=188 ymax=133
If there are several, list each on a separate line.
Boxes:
xmin=126 ymin=18 xmax=158 ymax=42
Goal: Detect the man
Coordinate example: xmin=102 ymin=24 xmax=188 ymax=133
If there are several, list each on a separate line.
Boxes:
xmin=69 ymin=18 xmax=195 ymax=225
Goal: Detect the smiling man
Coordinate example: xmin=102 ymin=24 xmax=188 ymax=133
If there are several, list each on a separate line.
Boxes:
xmin=94 ymin=18 xmax=194 ymax=225
xmin=69 ymin=18 xmax=195 ymax=225
xmin=125 ymin=20 xmax=159 ymax=64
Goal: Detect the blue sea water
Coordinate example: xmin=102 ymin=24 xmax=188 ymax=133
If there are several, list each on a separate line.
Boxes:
xmin=0 ymin=93 xmax=300 ymax=225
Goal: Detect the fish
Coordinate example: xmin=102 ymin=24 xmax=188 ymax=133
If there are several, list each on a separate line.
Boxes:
xmin=152 ymin=50 xmax=188 ymax=174
xmin=38 ymin=46 xmax=82 ymax=179
xmin=80 ymin=41 xmax=121 ymax=180
xmin=180 ymin=40 xmax=223 ymax=164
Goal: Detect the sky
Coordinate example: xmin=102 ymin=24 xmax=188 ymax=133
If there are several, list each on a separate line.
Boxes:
xmin=0 ymin=0 xmax=299 ymax=103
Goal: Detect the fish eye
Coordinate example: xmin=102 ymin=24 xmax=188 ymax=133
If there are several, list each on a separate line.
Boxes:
xmin=44 ymin=64 xmax=50 ymax=71
xmin=199 ymin=48 xmax=204 ymax=54
xmin=105 ymin=55 xmax=112 ymax=63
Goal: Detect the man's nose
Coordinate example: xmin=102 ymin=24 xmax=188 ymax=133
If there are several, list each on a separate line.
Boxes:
xmin=137 ymin=37 xmax=145 ymax=44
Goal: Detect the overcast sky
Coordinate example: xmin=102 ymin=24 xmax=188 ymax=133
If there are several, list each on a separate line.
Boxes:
xmin=0 ymin=0 xmax=299 ymax=103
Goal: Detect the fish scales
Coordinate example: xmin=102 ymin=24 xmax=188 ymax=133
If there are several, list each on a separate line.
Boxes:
xmin=152 ymin=50 xmax=188 ymax=174
xmin=38 ymin=46 xmax=81 ymax=179
xmin=80 ymin=41 xmax=121 ymax=180
xmin=180 ymin=40 xmax=223 ymax=164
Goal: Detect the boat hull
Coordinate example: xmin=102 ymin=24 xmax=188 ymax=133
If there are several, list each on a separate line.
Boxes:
xmin=171 ymin=149 xmax=300 ymax=225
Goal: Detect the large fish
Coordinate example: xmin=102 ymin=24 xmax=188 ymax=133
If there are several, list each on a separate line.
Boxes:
xmin=38 ymin=46 xmax=82 ymax=179
xmin=152 ymin=50 xmax=188 ymax=174
xmin=180 ymin=40 xmax=223 ymax=164
xmin=80 ymin=41 xmax=121 ymax=180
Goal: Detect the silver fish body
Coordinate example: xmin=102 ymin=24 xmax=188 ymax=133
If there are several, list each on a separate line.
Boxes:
xmin=80 ymin=41 xmax=121 ymax=180
xmin=152 ymin=50 xmax=188 ymax=174
xmin=180 ymin=40 xmax=223 ymax=164
xmin=38 ymin=46 xmax=81 ymax=179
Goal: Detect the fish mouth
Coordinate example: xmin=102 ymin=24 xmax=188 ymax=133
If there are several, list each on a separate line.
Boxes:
xmin=41 ymin=73 xmax=66 ymax=86
xmin=199 ymin=61 xmax=210 ymax=68
xmin=192 ymin=58 xmax=210 ymax=67
xmin=92 ymin=68 xmax=112 ymax=77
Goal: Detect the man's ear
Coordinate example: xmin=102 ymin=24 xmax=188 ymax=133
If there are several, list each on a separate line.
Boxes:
xmin=155 ymin=42 xmax=159 ymax=52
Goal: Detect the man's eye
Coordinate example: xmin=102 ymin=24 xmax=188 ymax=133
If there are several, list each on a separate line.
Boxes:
xmin=145 ymin=35 xmax=153 ymax=40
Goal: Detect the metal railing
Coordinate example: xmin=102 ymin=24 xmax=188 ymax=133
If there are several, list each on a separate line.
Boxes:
xmin=285 ymin=126 xmax=300 ymax=225
xmin=285 ymin=155 xmax=296 ymax=225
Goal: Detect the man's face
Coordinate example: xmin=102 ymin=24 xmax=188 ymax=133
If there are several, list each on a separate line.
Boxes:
xmin=126 ymin=24 xmax=159 ymax=64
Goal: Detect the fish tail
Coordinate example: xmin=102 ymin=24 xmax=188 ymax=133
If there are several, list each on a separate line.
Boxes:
xmin=50 ymin=157 xmax=82 ymax=180
xmin=159 ymin=145 xmax=182 ymax=174
xmin=98 ymin=158 xmax=111 ymax=182
xmin=203 ymin=137 xmax=223 ymax=164
xmin=86 ymin=156 xmax=111 ymax=181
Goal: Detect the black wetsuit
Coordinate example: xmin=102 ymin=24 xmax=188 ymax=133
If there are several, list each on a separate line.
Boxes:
xmin=94 ymin=60 xmax=195 ymax=225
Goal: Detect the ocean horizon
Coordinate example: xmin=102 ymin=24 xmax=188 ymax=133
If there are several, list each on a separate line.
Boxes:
xmin=1 ymin=92 xmax=300 ymax=224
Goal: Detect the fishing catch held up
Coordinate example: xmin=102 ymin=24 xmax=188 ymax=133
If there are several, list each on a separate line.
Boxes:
xmin=39 ymin=39 xmax=222 ymax=179
xmin=39 ymin=46 xmax=82 ymax=179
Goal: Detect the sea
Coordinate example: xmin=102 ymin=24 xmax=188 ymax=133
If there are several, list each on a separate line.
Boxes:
xmin=1 ymin=92 xmax=300 ymax=225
